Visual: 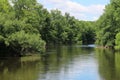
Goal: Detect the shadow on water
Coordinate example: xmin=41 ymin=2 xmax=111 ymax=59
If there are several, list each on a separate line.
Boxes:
xmin=0 ymin=46 xmax=20 ymax=57
xmin=0 ymin=56 xmax=42 ymax=80
xmin=96 ymin=49 xmax=120 ymax=80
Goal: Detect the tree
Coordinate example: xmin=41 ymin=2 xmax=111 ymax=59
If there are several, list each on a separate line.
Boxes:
xmin=95 ymin=0 xmax=120 ymax=47
xmin=0 ymin=0 xmax=97 ymax=56
xmin=80 ymin=21 xmax=95 ymax=44
xmin=6 ymin=30 xmax=45 ymax=54
xmin=115 ymin=32 xmax=120 ymax=50
xmin=0 ymin=0 xmax=46 ymax=55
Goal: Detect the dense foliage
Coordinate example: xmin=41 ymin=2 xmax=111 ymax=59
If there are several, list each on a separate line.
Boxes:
xmin=0 ymin=0 xmax=46 ymax=55
xmin=1 ymin=0 xmax=120 ymax=55
xmin=95 ymin=0 xmax=120 ymax=49
xmin=115 ymin=32 xmax=120 ymax=50
xmin=0 ymin=0 xmax=96 ymax=55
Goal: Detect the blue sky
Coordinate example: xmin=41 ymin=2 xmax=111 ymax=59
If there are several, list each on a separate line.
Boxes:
xmin=70 ymin=0 xmax=109 ymax=6
xmin=38 ymin=0 xmax=110 ymax=21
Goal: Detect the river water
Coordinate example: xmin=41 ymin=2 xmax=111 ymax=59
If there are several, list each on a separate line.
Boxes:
xmin=0 ymin=45 xmax=120 ymax=80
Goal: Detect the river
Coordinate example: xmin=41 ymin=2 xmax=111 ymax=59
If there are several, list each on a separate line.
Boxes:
xmin=0 ymin=45 xmax=120 ymax=80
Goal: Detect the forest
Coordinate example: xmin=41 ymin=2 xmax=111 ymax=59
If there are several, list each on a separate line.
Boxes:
xmin=0 ymin=0 xmax=120 ymax=56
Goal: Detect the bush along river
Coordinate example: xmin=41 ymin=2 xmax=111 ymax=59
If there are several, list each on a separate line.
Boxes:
xmin=0 ymin=45 xmax=119 ymax=80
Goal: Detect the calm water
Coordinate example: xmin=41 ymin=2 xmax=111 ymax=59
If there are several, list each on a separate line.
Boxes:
xmin=0 ymin=45 xmax=120 ymax=80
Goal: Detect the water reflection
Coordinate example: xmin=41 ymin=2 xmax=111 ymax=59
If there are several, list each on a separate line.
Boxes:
xmin=1 ymin=45 xmax=120 ymax=80
xmin=0 ymin=57 xmax=41 ymax=80
xmin=39 ymin=46 xmax=100 ymax=80
xmin=96 ymin=49 xmax=120 ymax=80
xmin=115 ymin=52 xmax=120 ymax=80
xmin=96 ymin=49 xmax=115 ymax=80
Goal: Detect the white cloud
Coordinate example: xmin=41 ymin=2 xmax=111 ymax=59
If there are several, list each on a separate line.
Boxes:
xmin=38 ymin=0 xmax=106 ymax=21
xmin=92 ymin=16 xmax=99 ymax=21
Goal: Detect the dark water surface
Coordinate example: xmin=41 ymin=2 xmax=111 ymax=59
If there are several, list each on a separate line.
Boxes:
xmin=0 ymin=45 xmax=120 ymax=80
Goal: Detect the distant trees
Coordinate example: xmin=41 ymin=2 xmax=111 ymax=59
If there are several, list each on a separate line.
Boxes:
xmin=39 ymin=9 xmax=95 ymax=45
xmin=80 ymin=21 xmax=95 ymax=44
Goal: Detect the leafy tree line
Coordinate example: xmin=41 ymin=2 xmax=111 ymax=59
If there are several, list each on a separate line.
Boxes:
xmin=0 ymin=0 xmax=46 ymax=55
xmin=95 ymin=0 xmax=120 ymax=50
xmin=0 ymin=0 xmax=95 ymax=55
